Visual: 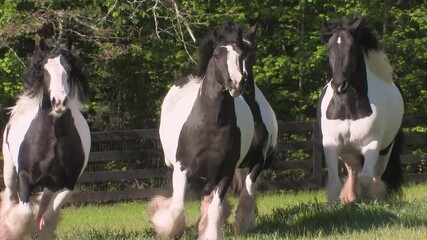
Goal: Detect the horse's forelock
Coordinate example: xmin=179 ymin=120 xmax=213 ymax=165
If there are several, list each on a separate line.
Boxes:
xmin=321 ymin=17 xmax=379 ymax=53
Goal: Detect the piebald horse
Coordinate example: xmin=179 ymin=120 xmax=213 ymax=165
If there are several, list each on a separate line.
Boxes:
xmin=149 ymin=22 xmax=254 ymax=240
xmin=233 ymin=25 xmax=278 ymax=233
xmin=318 ymin=18 xmax=404 ymax=204
xmin=0 ymin=38 xmax=90 ymax=239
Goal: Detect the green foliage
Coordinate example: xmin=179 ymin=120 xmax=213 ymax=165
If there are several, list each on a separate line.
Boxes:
xmin=0 ymin=1 xmax=425 ymax=130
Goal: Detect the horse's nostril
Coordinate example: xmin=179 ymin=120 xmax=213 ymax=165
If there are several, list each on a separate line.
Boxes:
xmin=51 ymin=98 xmax=56 ymax=106
xmin=63 ymin=97 xmax=68 ymax=106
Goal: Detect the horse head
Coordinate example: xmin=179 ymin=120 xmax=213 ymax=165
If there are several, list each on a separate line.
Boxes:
xmin=210 ymin=22 xmax=249 ymax=97
xmin=320 ymin=17 xmax=379 ymax=95
xmin=25 ymin=38 xmax=90 ymax=116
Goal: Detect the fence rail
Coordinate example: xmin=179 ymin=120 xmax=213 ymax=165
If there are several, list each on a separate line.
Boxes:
xmin=1 ymin=116 xmax=426 ymax=203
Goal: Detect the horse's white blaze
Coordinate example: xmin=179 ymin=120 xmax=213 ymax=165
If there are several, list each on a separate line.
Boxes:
xmin=255 ymin=84 xmax=278 ymax=157
xmin=45 ymin=56 xmax=69 ymax=110
xmin=235 ymin=96 xmax=255 ymax=166
xmin=159 ymin=77 xmax=201 ymax=167
xmin=337 ymin=36 xmax=342 ymax=45
xmin=223 ymin=45 xmax=243 ymax=97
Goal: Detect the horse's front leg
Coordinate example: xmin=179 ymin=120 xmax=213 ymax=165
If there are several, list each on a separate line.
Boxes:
xmin=198 ymin=176 xmax=232 ymax=240
xmin=1 ymin=144 xmax=19 ymax=214
xmin=340 ymin=154 xmax=361 ymax=204
xmin=36 ymin=188 xmax=73 ymax=240
xmin=358 ymin=141 xmax=380 ymax=196
xmin=324 ymin=145 xmax=341 ymax=203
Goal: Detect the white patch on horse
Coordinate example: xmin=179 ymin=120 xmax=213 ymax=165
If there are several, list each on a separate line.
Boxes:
xmin=363 ymin=50 xmax=393 ymax=83
xmin=45 ymin=56 xmax=69 ymax=114
xmin=159 ymin=76 xmax=202 ymax=167
xmin=234 ymin=96 xmax=255 ymax=166
xmin=223 ymin=45 xmax=243 ymax=92
xmin=337 ymin=36 xmax=342 ymax=45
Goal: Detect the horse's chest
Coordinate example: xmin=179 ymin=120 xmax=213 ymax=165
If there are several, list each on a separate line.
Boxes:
xmin=323 ymin=118 xmax=376 ymax=148
xmin=176 ymin=122 xmax=240 ymax=176
xmin=18 ymin=109 xmax=85 ymax=189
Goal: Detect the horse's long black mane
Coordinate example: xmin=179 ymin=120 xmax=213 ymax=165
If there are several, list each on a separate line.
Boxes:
xmin=24 ymin=39 xmax=90 ymax=103
xmin=320 ymin=17 xmax=380 ymax=53
xmin=196 ymin=22 xmax=244 ymax=77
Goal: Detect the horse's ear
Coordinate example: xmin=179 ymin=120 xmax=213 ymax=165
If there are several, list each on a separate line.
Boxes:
xmin=349 ymin=17 xmax=363 ymax=32
xmin=36 ymin=37 xmax=49 ymax=51
xmin=65 ymin=36 xmax=73 ymax=50
xmin=244 ymin=24 xmax=257 ymax=44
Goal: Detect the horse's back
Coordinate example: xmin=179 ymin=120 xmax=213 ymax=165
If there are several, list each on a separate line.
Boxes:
xmin=159 ymin=76 xmax=201 ymax=167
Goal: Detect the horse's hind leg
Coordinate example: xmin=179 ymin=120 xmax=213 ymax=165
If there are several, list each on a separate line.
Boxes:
xmin=36 ymin=188 xmax=72 ymax=240
xmin=149 ymin=164 xmax=187 ymax=239
xmin=234 ymin=163 xmax=261 ymax=234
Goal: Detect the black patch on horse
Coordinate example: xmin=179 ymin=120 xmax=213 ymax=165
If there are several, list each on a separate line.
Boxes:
xmin=17 ymin=108 xmax=85 ymax=202
xmin=320 ymin=17 xmax=380 ymax=120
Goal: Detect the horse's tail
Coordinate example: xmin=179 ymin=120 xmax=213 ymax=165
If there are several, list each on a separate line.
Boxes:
xmin=381 ymin=130 xmax=404 ymax=194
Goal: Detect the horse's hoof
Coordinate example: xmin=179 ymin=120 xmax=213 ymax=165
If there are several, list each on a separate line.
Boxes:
xmin=357 ymin=173 xmax=373 ymax=188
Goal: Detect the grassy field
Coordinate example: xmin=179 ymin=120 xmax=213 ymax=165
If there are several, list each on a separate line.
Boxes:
xmin=56 ymin=183 xmax=427 ymax=239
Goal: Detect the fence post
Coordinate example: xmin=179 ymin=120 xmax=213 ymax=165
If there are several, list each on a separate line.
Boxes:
xmin=310 ymin=120 xmax=323 ymax=189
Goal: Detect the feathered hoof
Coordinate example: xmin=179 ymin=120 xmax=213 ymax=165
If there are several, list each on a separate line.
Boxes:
xmin=33 ymin=211 xmax=60 ymax=240
xmin=0 ymin=222 xmax=13 ymax=240
xmin=339 ymin=177 xmax=358 ymax=204
xmin=149 ymin=196 xmax=185 ymax=239
xmin=1 ymin=203 xmax=35 ymax=240
xmin=0 ymin=191 xmax=17 ymax=216
xmin=356 ymin=177 xmax=387 ymax=201
xmin=233 ymin=191 xmax=256 ymax=234
xmin=357 ymin=173 xmax=373 ymax=188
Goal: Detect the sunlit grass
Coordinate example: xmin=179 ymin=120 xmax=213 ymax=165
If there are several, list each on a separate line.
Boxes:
xmin=56 ymin=183 xmax=427 ymax=239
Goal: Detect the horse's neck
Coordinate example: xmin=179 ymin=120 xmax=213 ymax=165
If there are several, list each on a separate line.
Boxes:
xmin=195 ymin=68 xmax=235 ymax=125
xmin=363 ymin=50 xmax=393 ymax=84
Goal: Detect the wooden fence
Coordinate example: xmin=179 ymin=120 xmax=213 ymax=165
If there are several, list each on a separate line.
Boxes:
xmin=1 ymin=116 xmax=426 ymax=203
xmin=70 ymin=115 xmax=427 ymax=203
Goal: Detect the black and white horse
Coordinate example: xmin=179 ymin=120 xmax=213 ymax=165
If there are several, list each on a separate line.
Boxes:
xmin=233 ymin=25 xmax=278 ymax=233
xmin=317 ymin=18 xmax=404 ymax=204
xmin=149 ymin=23 xmax=254 ymax=240
xmin=0 ymin=38 xmax=91 ymax=239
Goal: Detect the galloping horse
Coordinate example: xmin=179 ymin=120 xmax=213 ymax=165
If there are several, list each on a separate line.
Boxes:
xmin=149 ymin=22 xmax=254 ymax=239
xmin=317 ymin=17 xmax=404 ymax=204
xmin=233 ymin=25 xmax=278 ymax=233
xmin=0 ymin=38 xmax=91 ymax=239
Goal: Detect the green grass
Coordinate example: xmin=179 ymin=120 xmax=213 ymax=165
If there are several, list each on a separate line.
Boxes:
xmin=56 ymin=183 xmax=427 ymax=239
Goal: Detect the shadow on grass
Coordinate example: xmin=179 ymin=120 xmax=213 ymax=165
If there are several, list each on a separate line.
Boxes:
xmin=252 ymin=200 xmax=427 ymax=238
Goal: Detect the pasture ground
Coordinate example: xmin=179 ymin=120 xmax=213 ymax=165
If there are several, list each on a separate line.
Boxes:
xmin=56 ymin=183 xmax=427 ymax=239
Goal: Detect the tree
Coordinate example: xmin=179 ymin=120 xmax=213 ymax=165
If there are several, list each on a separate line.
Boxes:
xmin=1 ymin=0 xmax=426 ymax=131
